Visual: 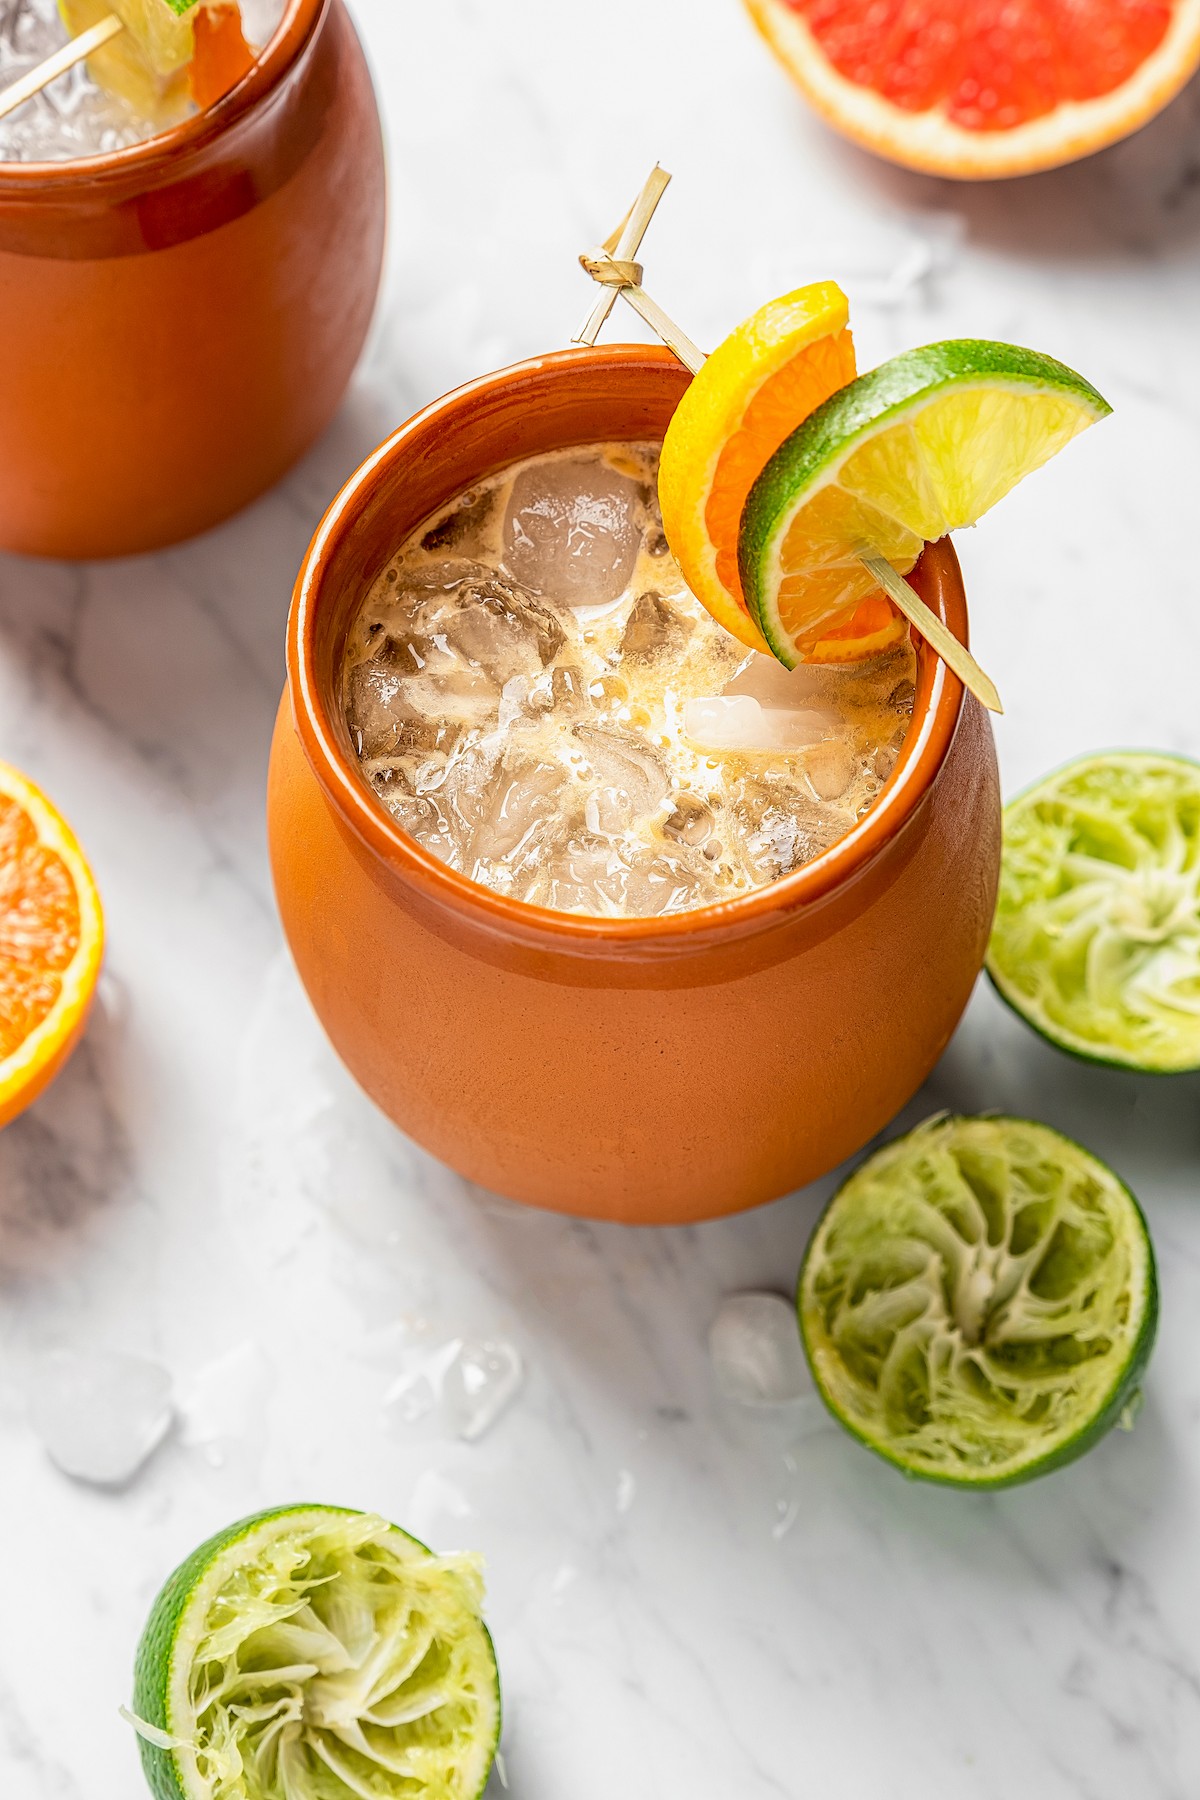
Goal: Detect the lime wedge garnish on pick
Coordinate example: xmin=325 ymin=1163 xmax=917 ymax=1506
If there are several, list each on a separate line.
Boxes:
xmin=738 ymin=339 xmax=1110 ymax=666
xmin=799 ymin=1114 xmax=1158 ymax=1488
xmin=988 ymin=751 xmax=1200 ymax=1073
xmin=128 ymin=1505 xmax=500 ymax=1800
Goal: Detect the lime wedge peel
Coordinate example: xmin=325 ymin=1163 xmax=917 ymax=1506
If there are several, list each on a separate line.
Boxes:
xmin=798 ymin=1114 xmax=1158 ymax=1488
xmin=738 ymin=339 xmax=1111 ymax=668
xmin=987 ymin=750 xmax=1200 ymax=1073
xmin=129 ymin=1505 xmax=501 ymax=1800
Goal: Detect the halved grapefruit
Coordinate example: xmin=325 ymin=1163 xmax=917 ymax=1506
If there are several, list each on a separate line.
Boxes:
xmin=745 ymin=0 xmax=1200 ymax=178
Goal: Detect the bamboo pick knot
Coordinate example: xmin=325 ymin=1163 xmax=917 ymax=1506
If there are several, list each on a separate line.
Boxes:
xmin=579 ymin=250 xmax=644 ymax=289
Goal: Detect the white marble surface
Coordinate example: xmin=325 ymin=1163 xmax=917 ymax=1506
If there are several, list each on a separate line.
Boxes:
xmin=3 ymin=2 xmax=1200 ymax=1795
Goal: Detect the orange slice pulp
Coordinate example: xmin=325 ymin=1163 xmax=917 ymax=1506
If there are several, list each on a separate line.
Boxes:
xmin=658 ymin=281 xmax=906 ymax=663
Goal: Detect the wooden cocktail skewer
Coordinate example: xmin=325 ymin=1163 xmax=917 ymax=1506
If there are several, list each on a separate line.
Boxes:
xmin=574 ymin=169 xmax=1003 ymax=716
xmin=0 ymin=14 xmax=123 ymax=124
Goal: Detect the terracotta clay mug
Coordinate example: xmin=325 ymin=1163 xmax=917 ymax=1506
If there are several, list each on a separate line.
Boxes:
xmin=268 ymin=345 xmax=1001 ymax=1225
xmin=0 ymin=0 xmax=385 ymax=559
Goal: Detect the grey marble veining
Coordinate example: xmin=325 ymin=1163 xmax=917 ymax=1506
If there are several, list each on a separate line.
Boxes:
xmin=2 ymin=1 xmax=1200 ymax=1795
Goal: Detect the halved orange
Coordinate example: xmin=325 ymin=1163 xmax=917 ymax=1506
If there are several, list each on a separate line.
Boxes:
xmin=746 ymin=0 xmax=1200 ymax=179
xmin=659 ymin=281 xmax=905 ymax=661
xmin=0 ymin=763 xmax=104 ymax=1130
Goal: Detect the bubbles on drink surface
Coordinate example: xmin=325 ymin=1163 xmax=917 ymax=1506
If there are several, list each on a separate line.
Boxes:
xmin=342 ymin=444 xmax=917 ymax=919
xmin=0 ymin=0 xmax=284 ymax=162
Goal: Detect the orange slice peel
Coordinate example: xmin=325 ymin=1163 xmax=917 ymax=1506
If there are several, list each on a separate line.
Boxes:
xmin=0 ymin=762 xmax=104 ymax=1129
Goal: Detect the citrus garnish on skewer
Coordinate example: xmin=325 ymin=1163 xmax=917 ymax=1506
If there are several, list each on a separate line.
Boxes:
xmin=738 ymin=339 xmax=1110 ymax=673
xmin=745 ymin=0 xmax=1200 ymax=179
xmin=658 ymin=280 xmax=906 ymax=659
xmin=127 ymin=1505 xmax=502 ymax=1800
xmin=577 ymin=170 xmax=1024 ymax=712
xmin=987 ymin=751 xmax=1200 ymax=1073
xmin=0 ymin=0 xmax=255 ymax=127
xmin=0 ymin=761 xmax=103 ymax=1129
xmin=799 ymin=1114 xmax=1159 ymax=1487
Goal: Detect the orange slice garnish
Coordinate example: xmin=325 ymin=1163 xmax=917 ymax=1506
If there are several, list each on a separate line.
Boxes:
xmin=659 ymin=281 xmax=904 ymax=661
xmin=0 ymin=763 xmax=103 ymax=1129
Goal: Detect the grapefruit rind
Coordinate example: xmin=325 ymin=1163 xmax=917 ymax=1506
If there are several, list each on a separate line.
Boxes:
xmin=0 ymin=762 xmax=103 ymax=1130
xmin=130 ymin=1504 xmax=501 ymax=1800
xmin=745 ymin=0 xmax=1200 ymax=178
xmin=738 ymin=339 xmax=1110 ymax=668
xmin=987 ymin=750 xmax=1200 ymax=1074
xmin=798 ymin=1114 xmax=1159 ymax=1487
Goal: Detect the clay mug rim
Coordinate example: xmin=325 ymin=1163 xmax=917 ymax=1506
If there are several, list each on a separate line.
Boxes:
xmin=286 ymin=343 xmax=970 ymax=959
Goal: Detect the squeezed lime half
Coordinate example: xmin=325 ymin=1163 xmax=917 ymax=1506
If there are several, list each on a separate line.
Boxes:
xmin=798 ymin=1114 xmax=1158 ymax=1487
xmin=987 ymin=750 xmax=1200 ymax=1073
xmin=129 ymin=1505 xmax=500 ymax=1800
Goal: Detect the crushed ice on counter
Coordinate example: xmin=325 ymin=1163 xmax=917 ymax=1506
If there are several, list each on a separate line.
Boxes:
xmin=383 ymin=1332 xmax=523 ymax=1442
xmin=709 ymin=1292 xmax=814 ymax=1406
xmin=28 ymin=1350 xmax=173 ymax=1486
xmin=177 ymin=1341 xmax=275 ymax=1467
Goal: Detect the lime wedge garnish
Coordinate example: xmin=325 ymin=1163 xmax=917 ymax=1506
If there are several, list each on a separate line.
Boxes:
xmin=987 ymin=750 xmax=1200 ymax=1072
xmin=799 ymin=1114 xmax=1158 ymax=1487
xmin=738 ymin=339 xmax=1110 ymax=665
xmin=129 ymin=1505 xmax=501 ymax=1800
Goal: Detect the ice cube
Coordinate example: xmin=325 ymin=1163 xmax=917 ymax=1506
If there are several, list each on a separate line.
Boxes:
xmin=28 ymin=1350 xmax=173 ymax=1486
xmin=709 ymin=1294 xmax=813 ymax=1405
xmin=177 ymin=1342 xmax=274 ymax=1469
xmin=420 ymin=487 xmax=496 ymax=557
xmin=346 ymin=657 xmax=470 ymax=758
xmin=503 ymin=457 xmax=642 ymax=607
xmin=542 ymin=834 xmax=632 ymax=916
xmin=382 ymin=1338 xmax=465 ymax=1435
xmin=573 ymin=726 xmax=670 ymax=820
xmin=382 ymin=1334 xmax=522 ymax=1443
xmin=408 ymin=562 xmax=564 ymax=683
xmin=619 ymin=591 xmax=693 ymax=663
xmin=724 ymin=652 xmax=830 ymax=709
xmin=622 ymin=847 xmax=720 ymax=916
xmin=469 ymin=756 xmax=567 ymax=871
xmin=683 ymin=696 xmax=836 ymax=753
xmin=663 ymin=794 xmax=715 ymax=848
xmin=805 ymin=740 xmax=856 ymax=801
xmin=728 ymin=772 xmax=853 ymax=881
xmin=443 ymin=1337 xmax=524 ymax=1443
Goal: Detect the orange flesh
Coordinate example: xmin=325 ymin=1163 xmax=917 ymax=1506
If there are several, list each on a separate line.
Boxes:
xmin=0 ymin=797 xmax=81 ymax=1059
xmin=708 ymin=327 xmax=857 ymax=607
xmin=189 ymin=3 xmax=255 ymax=110
xmin=783 ymin=0 xmax=1173 ymax=128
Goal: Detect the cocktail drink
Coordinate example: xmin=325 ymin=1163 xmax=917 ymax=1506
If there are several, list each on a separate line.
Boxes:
xmin=268 ymin=347 xmax=1002 ymax=1224
xmin=0 ymin=0 xmax=281 ymax=160
xmin=341 ymin=443 xmax=918 ymax=917
xmin=0 ymin=0 xmax=385 ymax=556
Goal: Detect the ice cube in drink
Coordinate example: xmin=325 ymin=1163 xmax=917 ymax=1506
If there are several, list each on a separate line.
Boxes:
xmin=0 ymin=0 xmax=281 ymax=162
xmin=341 ymin=444 xmax=917 ymax=919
